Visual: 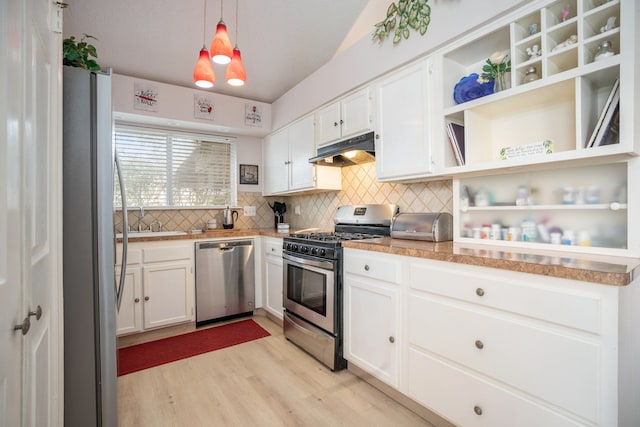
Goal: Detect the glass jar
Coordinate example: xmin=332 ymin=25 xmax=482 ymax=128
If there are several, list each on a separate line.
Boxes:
xmin=522 ymin=66 xmax=539 ymax=84
xmin=594 ymin=40 xmax=614 ymax=61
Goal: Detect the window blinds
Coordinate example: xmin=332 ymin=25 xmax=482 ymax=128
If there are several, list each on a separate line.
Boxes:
xmin=114 ymin=126 xmax=237 ymax=208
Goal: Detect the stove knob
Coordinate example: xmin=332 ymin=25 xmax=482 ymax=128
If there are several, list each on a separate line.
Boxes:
xmin=301 ymin=246 xmax=309 ymax=253
xmin=292 ymin=244 xmax=299 ymax=252
xmin=286 ymin=243 xmax=292 ymax=250
xmin=319 ymin=248 xmax=326 ymax=256
xmin=310 ymin=247 xmax=318 ymax=255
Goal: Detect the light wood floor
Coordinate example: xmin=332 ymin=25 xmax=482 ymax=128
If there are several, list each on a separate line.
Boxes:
xmin=117 ymin=315 xmax=433 ymax=426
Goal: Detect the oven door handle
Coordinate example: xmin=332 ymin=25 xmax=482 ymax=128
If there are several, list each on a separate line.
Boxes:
xmin=283 ymin=253 xmax=334 ymax=270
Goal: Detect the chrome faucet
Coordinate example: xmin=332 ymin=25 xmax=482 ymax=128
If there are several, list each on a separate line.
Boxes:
xmin=136 ymin=207 xmax=145 ymax=232
xmin=149 ymin=221 xmax=162 ymax=232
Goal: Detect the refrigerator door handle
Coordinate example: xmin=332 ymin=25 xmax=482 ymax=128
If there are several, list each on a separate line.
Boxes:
xmin=114 ymin=149 xmax=128 ymax=312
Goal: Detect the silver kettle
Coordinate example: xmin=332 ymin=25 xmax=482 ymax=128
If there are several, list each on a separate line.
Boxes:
xmin=223 ymin=206 xmax=239 ymax=229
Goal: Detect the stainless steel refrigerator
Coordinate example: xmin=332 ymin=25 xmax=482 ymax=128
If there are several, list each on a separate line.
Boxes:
xmin=62 ymin=66 xmax=128 ymax=426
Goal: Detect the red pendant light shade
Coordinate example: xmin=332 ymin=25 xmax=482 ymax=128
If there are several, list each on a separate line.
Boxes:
xmin=226 ymin=46 xmax=246 ymax=86
xmin=210 ymin=20 xmax=233 ymax=64
xmin=193 ymin=46 xmax=215 ymax=88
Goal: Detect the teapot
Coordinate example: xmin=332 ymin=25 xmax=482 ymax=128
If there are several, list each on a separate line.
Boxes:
xmin=223 ymin=206 xmax=239 ymax=229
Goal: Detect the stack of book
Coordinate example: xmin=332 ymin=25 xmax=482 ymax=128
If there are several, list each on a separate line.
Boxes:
xmin=587 ymin=79 xmax=620 ymax=148
xmin=446 ymin=121 xmax=465 ymax=166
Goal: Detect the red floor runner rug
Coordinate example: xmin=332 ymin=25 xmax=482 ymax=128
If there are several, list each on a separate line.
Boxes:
xmin=117 ymin=319 xmax=270 ymax=376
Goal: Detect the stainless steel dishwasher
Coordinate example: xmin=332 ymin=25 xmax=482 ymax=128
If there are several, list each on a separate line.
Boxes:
xmin=195 ymin=240 xmax=255 ymax=326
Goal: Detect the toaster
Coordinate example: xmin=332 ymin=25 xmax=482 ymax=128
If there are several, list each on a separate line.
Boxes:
xmin=390 ymin=212 xmax=453 ymax=242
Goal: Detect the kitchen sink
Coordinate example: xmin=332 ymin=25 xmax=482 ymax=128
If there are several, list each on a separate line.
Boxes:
xmin=116 ymin=231 xmax=187 ymax=239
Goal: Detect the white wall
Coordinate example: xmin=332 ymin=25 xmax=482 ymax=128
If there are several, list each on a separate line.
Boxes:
xmin=236 ymin=135 xmax=263 ymax=193
xmin=271 ymin=0 xmax=529 ymax=130
xmin=111 ymin=73 xmax=267 ymax=192
xmin=111 ymin=73 xmax=272 ymax=137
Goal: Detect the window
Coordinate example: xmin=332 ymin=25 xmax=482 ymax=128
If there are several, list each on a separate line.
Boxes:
xmin=114 ymin=125 xmax=237 ymax=208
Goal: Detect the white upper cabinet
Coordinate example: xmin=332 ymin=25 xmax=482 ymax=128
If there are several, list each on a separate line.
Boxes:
xmin=375 ymin=59 xmax=432 ymax=181
xmin=263 ymin=114 xmax=342 ymax=196
xmin=315 ymin=87 xmax=373 ymax=147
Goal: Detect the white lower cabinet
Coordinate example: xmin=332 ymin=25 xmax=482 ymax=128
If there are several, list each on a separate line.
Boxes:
xmin=116 ymin=241 xmax=194 ymax=336
xmin=142 ymin=261 xmax=191 ymax=329
xmin=115 ymin=265 xmax=142 ymax=336
xmin=343 ymin=248 xmax=620 ymax=426
xmin=344 ymin=250 xmax=402 ymax=387
xmin=263 ymin=237 xmax=284 ymax=319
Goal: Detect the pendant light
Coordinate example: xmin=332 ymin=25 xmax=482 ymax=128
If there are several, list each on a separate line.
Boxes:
xmin=193 ymin=0 xmax=215 ymax=88
xmin=210 ymin=0 xmax=233 ymax=65
xmin=226 ymin=0 xmax=246 ymax=86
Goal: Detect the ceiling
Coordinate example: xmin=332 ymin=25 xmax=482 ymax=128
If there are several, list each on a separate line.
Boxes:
xmin=62 ymin=0 xmax=374 ymax=104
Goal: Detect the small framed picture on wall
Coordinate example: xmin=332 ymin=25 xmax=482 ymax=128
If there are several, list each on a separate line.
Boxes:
xmin=239 ymin=164 xmax=258 ymax=185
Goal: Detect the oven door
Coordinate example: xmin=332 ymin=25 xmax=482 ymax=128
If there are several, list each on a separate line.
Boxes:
xmin=283 ymin=252 xmax=335 ymax=334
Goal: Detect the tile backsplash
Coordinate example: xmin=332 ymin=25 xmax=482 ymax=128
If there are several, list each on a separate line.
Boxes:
xmin=285 ymin=162 xmax=453 ymax=230
xmin=115 ymin=162 xmax=453 ymax=232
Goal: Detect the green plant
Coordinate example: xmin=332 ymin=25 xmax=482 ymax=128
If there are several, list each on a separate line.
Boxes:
xmin=63 ymin=34 xmax=101 ymax=71
xmin=372 ymin=0 xmax=431 ymax=45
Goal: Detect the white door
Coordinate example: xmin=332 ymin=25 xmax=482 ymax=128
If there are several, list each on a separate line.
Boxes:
xmin=0 ymin=0 xmax=62 ymax=426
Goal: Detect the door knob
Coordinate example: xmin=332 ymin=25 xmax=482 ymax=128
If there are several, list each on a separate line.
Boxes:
xmin=475 ymin=340 xmax=484 ymax=349
xmin=134 ymin=298 xmax=140 ymax=303
xmin=364 ymin=264 xmax=370 ymax=271
xmin=28 ymin=305 xmax=42 ymax=320
xmin=14 ymin=317 xmax=31 ymax=336
xmin=144 ymin=296 xmax=150 ymax=301
xmin=389 ymin=336 xmax=395 ymax=343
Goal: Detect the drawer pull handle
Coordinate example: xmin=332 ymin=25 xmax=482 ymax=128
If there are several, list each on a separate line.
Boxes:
xmin=474 ymin=405 xmax=483 ymax=416
xmin=475 ymin=340 xmax=484 ymax=350
xmin=476 ymin=287 xmax=485 ymax=297
xmin=389 ymin=336 xmax=395 ymax=343
xmin=364 ymin=264 xmax=370 ymax=271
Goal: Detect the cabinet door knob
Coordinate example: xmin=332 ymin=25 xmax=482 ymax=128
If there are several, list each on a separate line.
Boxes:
xmin=389 ymin=336 xmax=395 ymax=343
xmin=364 ymin=264 xmax=370 ymax=271
xmin=475 ymin=340 xmax=484 ymax=350
xmin=14 ymin=317 xmax=31 ymax=336
xmin=28 ymin=305 xmax=43 ymax=321
xmin=339 ymin=119 xmax=344 ymax=125
xmin=333 ymin=121 xmax=338 ymax=127
xmin=134 ymin=298 xmax=140 ymax=303
xmin=144 ymin=296 xmax=150 ymax=301
xmin=476 ymin=287 xmax=485 ymax=297
xmin=474 ymin=406 xmax=483 ymax=416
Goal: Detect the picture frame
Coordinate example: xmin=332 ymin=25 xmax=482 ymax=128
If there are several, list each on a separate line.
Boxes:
xmin=239 ymin=164 xmax=258 ymax=185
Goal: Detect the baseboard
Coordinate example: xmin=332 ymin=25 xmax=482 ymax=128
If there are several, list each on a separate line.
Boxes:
xmin=347 ymin=363 xmax=455 ymax=427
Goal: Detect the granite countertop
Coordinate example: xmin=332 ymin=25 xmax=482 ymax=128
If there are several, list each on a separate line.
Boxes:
xmin=119 ymin=230 xmax=640 ymax=286
xmin=341 ymin=238 xmax=640 ymax=286
xmin=117 ymin=227 xmax=315 ymax=242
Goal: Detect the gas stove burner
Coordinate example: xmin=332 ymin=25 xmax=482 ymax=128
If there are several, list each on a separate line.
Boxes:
xmin=333 ymin=232 xmax=385 ymax=241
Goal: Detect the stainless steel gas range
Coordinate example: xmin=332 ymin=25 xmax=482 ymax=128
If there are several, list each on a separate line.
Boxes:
xmin=282 ymin=204 xmax=399 ymax=371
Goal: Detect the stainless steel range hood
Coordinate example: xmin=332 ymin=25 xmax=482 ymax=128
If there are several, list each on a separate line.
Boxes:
xmin=309 ymin=131 xmax=375 ymax=167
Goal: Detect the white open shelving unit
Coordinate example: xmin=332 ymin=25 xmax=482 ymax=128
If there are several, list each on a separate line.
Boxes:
xmin=428 ymin=0 xmax=638 ymax=256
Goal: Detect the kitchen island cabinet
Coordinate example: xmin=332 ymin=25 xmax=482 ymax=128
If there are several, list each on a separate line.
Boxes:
xmin=343 ymin=247 xmax=625 ymax=426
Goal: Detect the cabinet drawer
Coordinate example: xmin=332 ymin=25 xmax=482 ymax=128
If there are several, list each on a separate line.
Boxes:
xmin=116 ymin=247 xmax=141 ymax=266
xmin=265 ymin=239 xmax=283 ymax=257
xmin=408 ymin=294 xmax=604 ymax=423
xmin=143 ymin=245 xmax=192 ymax=263
xmin=344 ymin=249 xmax=401 ymax=284
xmin=409 ymin=259 xmax=606 ymax=334
xmin=407 ymin=348 xmax=585 ymax=427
